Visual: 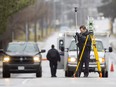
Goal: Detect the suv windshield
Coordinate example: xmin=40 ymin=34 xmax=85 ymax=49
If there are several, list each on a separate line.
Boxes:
xmin=69 ymin=40 xmax=104 ymax=52
xmin=7 ymin=43 xmax=38 ymax=53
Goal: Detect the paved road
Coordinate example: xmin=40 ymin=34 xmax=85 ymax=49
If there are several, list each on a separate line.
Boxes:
xmin=0 ymin=61 xmax=116 ymax=87
xmin=0 ymin=60 xmax=116 ymax=87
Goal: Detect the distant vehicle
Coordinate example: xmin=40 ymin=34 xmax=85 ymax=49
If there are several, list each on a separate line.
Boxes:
xmin=60 ymin=26 xmax=70 ymax=32
xmin=93 ymin=18 xmax=112 ymax=36
xmin=0 ymin=42 xmax=45 ymax=78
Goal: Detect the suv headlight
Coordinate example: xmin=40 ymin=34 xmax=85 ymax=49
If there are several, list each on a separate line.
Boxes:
xmin=68 ymin=57 xmax=77 ymax=63
xmin=33 ymin=56 xmax=40 ymax=62
xmin=99 ymin=58 xmax=105 ymax=63
xmin=3 ymin=56 xmax=10 ymax=62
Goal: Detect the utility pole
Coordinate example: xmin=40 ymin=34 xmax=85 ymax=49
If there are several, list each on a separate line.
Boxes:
xmin=12 ymin=31 xmax=14 ymax=41
xmin=74 ymin=6 xmax=79 ymax=77
xmin=25 ymin=22 xmax=29 ymax=42
xmin=53 ymin=0 xmax=56 ymax=30
xmin=34 ymin=21 xmax=37 ymax=42
xmin=60 ymin=0 xmax=64 ymax=26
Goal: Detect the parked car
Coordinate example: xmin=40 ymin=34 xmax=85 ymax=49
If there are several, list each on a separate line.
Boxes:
xmin=0 ymin=42 xmax=45 ymax=78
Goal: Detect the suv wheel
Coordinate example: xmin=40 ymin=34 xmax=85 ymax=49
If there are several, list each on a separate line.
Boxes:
xmin=3 ymin=66 xmax=10 ymax=78
xmin=36 ymin=66 xmax=42 ymax=77
xmin=65 ymin=71 xmax=73 ymax=77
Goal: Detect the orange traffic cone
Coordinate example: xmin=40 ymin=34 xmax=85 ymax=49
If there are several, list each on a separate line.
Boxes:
xmin=110 ymin=62 xmax=114 ymax=72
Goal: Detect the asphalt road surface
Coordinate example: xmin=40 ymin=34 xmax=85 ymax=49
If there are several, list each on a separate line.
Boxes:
xmin=0 ymin=60 xmax=116 ymax=87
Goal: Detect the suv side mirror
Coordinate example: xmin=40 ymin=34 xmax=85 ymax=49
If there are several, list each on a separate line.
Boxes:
xmin=109 ymin=47 xmax=113 ymax=52
xmin=40 ymin=49 xmax=46 ymax=53
xmin=65 ymin=48 xmax=69 ymax=52
xmin=104 ymin=48 xmax=107 ymax=52
xmin=0 ymin=49 xmax=5 ymax=54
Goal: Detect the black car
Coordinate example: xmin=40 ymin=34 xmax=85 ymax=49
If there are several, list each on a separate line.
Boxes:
xmin=0 ymin=42 xmax=45 ymax=78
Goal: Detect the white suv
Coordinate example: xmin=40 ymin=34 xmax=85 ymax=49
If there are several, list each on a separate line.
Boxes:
xmin=65 ymin=39 xmax=112 ymax=77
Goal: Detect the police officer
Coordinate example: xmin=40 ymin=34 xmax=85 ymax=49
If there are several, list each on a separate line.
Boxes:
xmin=46 ymin=45 xmax=61 ymax=77
xmin=76 ymin=25 xmax=91 ymax=77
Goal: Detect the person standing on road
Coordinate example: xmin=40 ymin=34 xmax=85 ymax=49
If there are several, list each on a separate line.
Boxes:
xmin=76 ymin=25 xmax=91 ymax=77
xmin=46 ymin=44 xmax=61 ymax=77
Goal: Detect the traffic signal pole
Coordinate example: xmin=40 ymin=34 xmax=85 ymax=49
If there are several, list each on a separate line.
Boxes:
xmin=75 ymin=7 xmax=78 ymax=29
xmin=74 ymin=7 xmax=79 ymax=77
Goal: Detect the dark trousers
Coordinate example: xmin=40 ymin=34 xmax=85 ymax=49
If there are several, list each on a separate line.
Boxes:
xmin=49 ymin=61 xmax=57 ymax=76
xmin=78 ymin=47 xmax=90 ymax=77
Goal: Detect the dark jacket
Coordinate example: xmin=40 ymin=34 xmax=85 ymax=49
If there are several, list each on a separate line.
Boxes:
xmin=47 ymin=48 xmax=61 ymax=62
xmin=77 ymin=30 xmax=91 ymax=51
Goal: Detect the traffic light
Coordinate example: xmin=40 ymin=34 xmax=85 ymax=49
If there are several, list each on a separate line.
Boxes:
xmin=75 ymin=7 xmax=77 ymax=12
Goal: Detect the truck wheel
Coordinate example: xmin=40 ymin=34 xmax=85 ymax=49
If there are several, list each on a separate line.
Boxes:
xmin=3 ymin=66 xmax=10 ymax=78
xmin=65 ymin=71 xmax=68 ymax=77
xmin=3 ymin=71 xmax=10 ymax=78
xmin=75 ymin=72 xmax=80 ymax=77
xmin=101 ymin=70 xmax=108 ymax=78
xmin=105 ymin=71 xmax=108 ymax=77
xmin=36 ymin=71 xmax=42 ymax=77
xmin=36 ymin=67 xmax=42 ymax=77
xmin=65 ymin=71 xmax=73 ymax=77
